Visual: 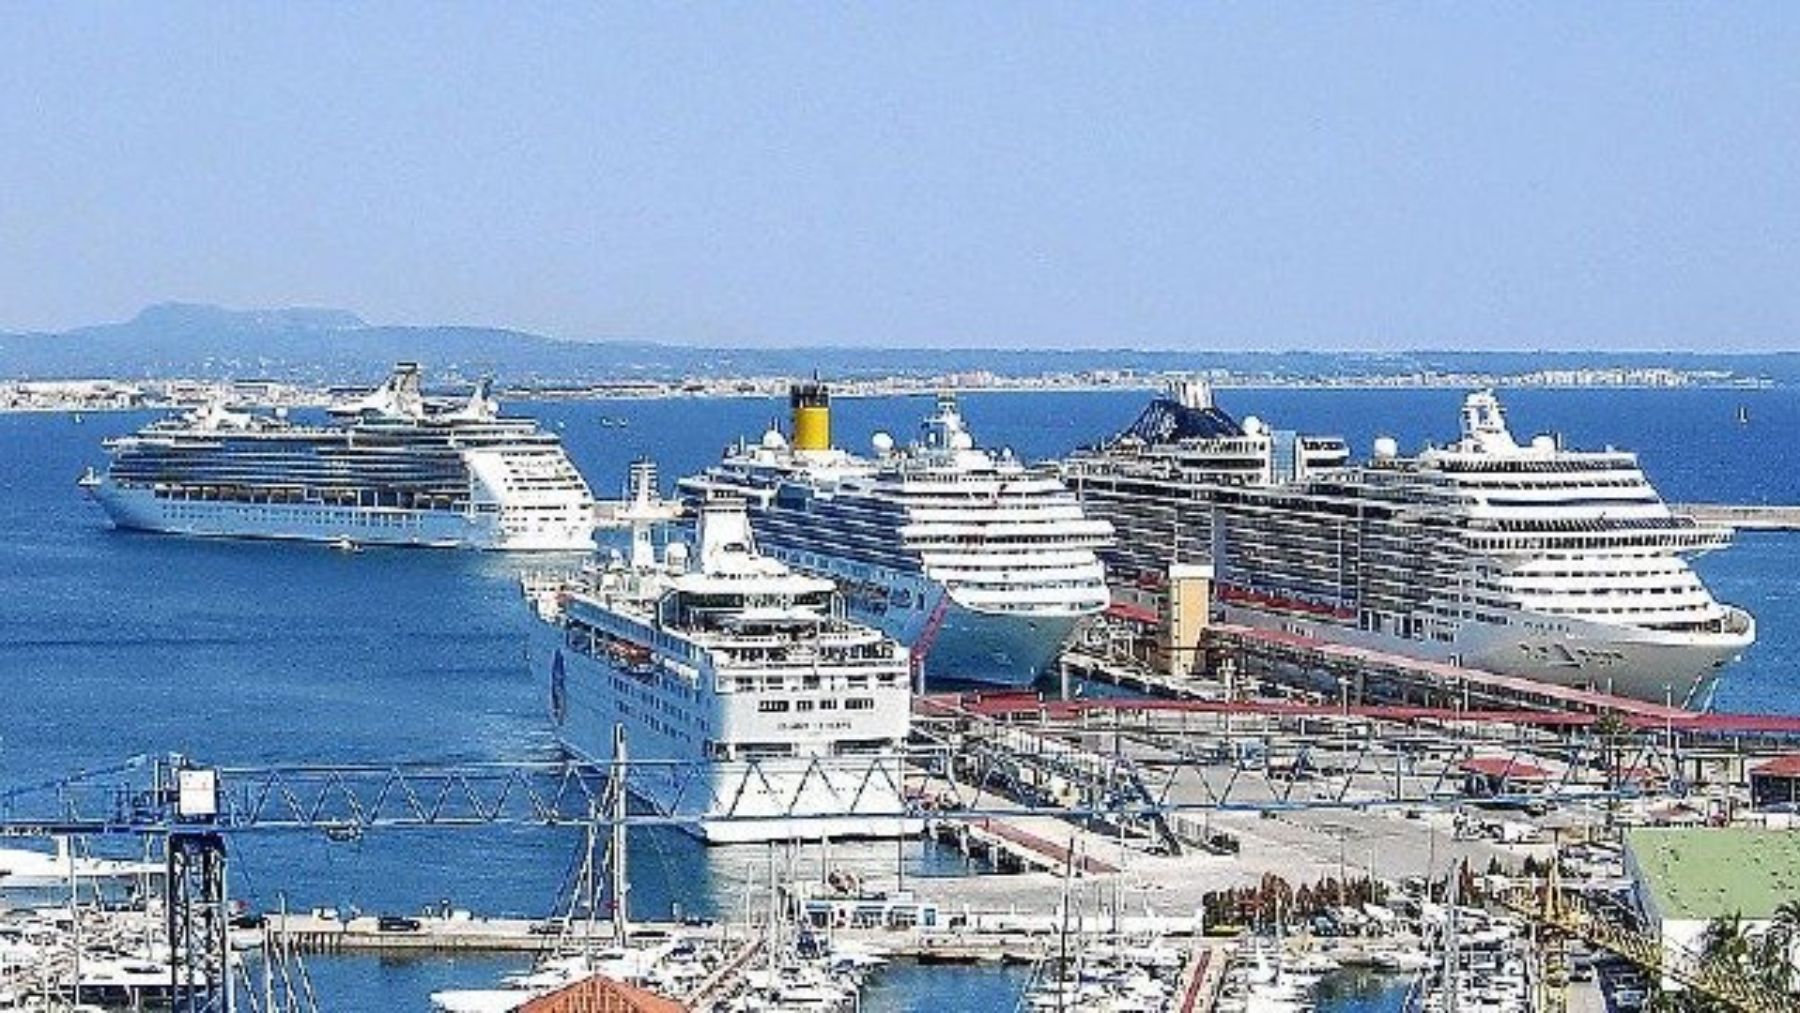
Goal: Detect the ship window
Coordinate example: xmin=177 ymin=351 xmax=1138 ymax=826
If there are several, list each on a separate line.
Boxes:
xmin=845 ymin=698 xmax=874 ymax=711
xmin=818 ymin=700 xmax=838 ymax=710
xmin=796 ymin=700 xmax=814 ymax=712
xmin=757 ymin=700 xmax=790 ymax=713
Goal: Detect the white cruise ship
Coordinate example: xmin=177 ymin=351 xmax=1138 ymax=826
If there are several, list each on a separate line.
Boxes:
xmin=1209 ymin=390 xmax=1753 ymax=707
xmin=80 ymin=363 xmax=596 ymax=551
xmin=524 ymin=480 xmax=916 ymax=843
xmin=678 ymin=383 xmax=1113 ymax=688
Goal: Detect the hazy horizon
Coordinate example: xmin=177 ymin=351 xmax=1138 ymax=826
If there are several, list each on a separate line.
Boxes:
xmin=3 ymin=6 xmax=1796 ymax=351
xmin=15 ymin=299 xmax=1800 ymax=358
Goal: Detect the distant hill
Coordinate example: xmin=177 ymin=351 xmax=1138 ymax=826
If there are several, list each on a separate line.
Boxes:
xmin=1 ymin=302 xmax=1795 ymax=385
xmin=0 ymin=303 xmax=612 ymax=383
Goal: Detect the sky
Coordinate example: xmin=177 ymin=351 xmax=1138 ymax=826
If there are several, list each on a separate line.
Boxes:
xmin=0 ymin=5 xmax=1795 ymax=351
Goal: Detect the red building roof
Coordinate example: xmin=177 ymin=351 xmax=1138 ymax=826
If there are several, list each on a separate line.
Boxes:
xmin=1458 ymin=756 xmax=1552 ymax=781
xmin=1751 ymin=754 xmax=1800 ymax=779
xmin=1105 ymin=601 xmax=1161 ymax=625
xmin=521 ymin=974 xmax=688 ymax=1013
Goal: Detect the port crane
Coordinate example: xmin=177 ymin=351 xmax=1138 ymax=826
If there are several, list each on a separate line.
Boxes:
xmin=0 ymin=754 xmax=629 ymax=1013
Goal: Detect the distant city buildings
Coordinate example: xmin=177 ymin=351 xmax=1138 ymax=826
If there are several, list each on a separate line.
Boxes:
xmin=0 ymin=378 xmax=321 ymax=413
xmin=0 ymin=364 xmax=1768 ymax=413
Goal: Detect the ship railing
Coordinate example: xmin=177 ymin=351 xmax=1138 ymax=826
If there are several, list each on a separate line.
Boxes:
xmin=712 ymin=650 xmax=906 ymax=672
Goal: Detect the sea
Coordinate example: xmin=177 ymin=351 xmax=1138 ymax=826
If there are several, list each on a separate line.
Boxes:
xmin=1 ymin=384 xmax=1795 ymax=1010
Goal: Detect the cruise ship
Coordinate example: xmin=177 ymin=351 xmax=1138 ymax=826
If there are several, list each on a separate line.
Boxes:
xmin=677 ymin=383 xmax=1113 ymax=688
xmin=1207 ymin=391 xmax=1753 ymax=708
xmin=1063 ymin=379 xmax=1349 ymax=588
xmin=80 ymin=363 xmax=597 ymax=551
xmin=524 ymin=473 xmax=915 ymax=843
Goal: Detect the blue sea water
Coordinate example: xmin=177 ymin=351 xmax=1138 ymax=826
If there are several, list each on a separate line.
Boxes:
xmin=1 ymin=384 xmax=1795 ymax=1010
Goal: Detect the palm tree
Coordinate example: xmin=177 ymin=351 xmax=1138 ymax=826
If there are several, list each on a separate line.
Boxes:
xmin=1770 ymin=900 xmax=1800 ymax=953
xmin=1763 ymin=900 xmax=1800 ymax=993
xmin=1701 ymin=913 xmax=1751 ymax=975
xmin=1748 ymin=928 xmax=1788 ymax=995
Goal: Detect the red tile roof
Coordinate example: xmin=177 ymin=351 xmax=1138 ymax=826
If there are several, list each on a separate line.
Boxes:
xmin=1105 ymin=601 xmax=1161 ymax=625
xmin=521 ymin=974 xmax=688 ymax=1013
xmin=1751 ymin=754 xmax=1800 ymax=779
xmin=1459 ymin=756 xmax=1552 ymax=781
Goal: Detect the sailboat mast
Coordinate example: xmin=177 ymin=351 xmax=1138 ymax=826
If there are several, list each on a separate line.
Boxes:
xmin=609 ymin=723 xmax=630 ymax=946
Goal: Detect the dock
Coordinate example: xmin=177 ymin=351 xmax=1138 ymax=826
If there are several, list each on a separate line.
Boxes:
xmin=1671 ymin=503 xmax=1800 ymax=530
xmin=1058 ymin=649 xmax=1222 ymax=701
xmin=268 ymin=913 xmax=571 ymax=954
xmin=264 ymin=912 xmax=1155 ymax=966
xmin=1202 ymin=622 xmax=1800 ymax=728
xmin=929 ymin=817 xmax=1120 ymax=876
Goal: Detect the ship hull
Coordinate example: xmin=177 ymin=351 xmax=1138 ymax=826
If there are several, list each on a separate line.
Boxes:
xmin=760 ymin=547 xmax=1076 ymax=689
xmin=898 ymin=602 xmax=1079 ymax=690
xmin=86 ymin=481 xmax=593 ymax=552
xmin=1222 ymin=604 xmax=1751 ymax=709
xmin=534 ymin=630 xmax=918 ymax=844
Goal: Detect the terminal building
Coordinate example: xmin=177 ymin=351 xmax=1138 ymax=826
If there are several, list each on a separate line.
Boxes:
xmin=1624 ymin=827 xmax=1800 ymax=991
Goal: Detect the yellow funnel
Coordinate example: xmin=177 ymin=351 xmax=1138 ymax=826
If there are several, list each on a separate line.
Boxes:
xmin=790 ymin=381 xmax=831 ymax=452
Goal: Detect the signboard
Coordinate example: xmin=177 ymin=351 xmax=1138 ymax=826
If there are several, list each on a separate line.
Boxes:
xmin=177 ymin=768 xmax=218 ymax=820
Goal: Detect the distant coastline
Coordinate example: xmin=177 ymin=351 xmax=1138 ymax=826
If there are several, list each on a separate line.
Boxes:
xmin=1 ymin=366 xmax=1772 ymax=415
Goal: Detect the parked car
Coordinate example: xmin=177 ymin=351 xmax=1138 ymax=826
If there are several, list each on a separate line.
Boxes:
xmin=377 ymin=915 xmax=422 ymax=932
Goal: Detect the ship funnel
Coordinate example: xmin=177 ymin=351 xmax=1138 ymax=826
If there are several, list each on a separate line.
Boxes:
xmin=696 ymin=496 xmax=759 ymax=573
xmin=790 ymin=379 xmax=831 ymax=452
xmin=1459 ymin=389 xmax=1518 ymax=453
xmin=626 ymin=458 xmax=658 ymax=507
xmin=447 ymin=375 xmax=498 ymax=421
xmin=332 ymin=361 xmax=427 ymax=419
xmin=1170 ymin=378 xmax=1214 ymax=411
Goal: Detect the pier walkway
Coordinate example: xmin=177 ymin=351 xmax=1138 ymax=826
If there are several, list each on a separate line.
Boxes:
xmin=1204 ymin=623 xmax=1800 ymax=738
xmin=932 ymin=818 xmax=1120 ymax=876
xmin=268 ymin=913 xmax=573 ymax=954
xmin=1175 ymin=946 xmax=1220 ymax=1013
xmin=1058 ymin=649 xmax=1221 ymax=702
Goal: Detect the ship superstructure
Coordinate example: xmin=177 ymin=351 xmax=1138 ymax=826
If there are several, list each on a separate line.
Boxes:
xmin=678 ymin=383 xmax=1113 ymax=687
xmin=525 ymin=472 xmax=915 ymax=843
xmin=1062 ymin=379 xmax=1348 ymax=587
xmin=1210 ymin=390 xmax=1753 ymax=707
xmin=81 ymin=363 xmax=596 ymax=551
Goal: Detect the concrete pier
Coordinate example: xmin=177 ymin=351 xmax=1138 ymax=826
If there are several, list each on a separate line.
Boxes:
xmin=267 ymin=913 xmax=568 ymax=954
xmin=263 ymin=912 xmax=1176 ymax=965
xmin=928 ymin=817 xmax=1120 ymax=876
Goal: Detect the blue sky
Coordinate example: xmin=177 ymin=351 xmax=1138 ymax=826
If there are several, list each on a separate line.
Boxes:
xmin=1 ymin=5 xmax=1795 ymax=350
